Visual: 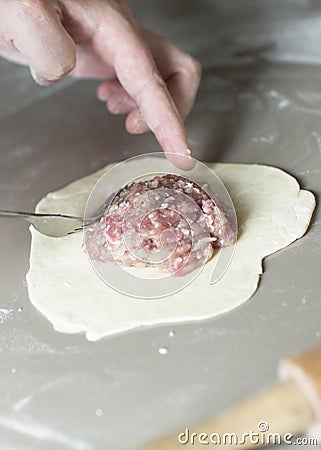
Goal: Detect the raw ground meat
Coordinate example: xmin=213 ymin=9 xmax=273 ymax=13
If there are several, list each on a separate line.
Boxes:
xmin=84 ymin=174 xmax=237 ymax=276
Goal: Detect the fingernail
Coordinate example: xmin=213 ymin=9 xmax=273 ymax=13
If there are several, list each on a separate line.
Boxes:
xmin=131 ymin=114 xmax=147 ymax=133
xmin=97 ymin=91 xmax=107 ymax=102
xmin=166 ymin=150 xmax=195 ymax=170
xmin=30 ymin=67 xmax=51 ymax=86
xmin=109 ymin=98 xmax=136 ymax=114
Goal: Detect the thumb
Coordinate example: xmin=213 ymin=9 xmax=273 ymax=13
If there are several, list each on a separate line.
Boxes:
xmin=3 ymin=1 xmax=76 ymax=85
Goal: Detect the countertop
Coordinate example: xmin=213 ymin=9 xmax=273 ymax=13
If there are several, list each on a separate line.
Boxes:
xmin=0 ymin=1 xmax=320 ymax=449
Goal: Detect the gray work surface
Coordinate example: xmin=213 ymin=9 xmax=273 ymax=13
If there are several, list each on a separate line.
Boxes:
xmin=0 ymin=1 xmax=320 ymax=449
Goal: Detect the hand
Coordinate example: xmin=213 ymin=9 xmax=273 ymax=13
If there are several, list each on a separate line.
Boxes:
xmin=0 ymin=0 xmax=201 ymax=169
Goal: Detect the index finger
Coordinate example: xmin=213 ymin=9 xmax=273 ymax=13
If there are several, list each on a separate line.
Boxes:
xmin=93 ymin=4 xmax=195 ymax=170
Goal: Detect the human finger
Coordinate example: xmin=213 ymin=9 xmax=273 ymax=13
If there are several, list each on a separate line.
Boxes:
xmin=0 ymin=0 xmax=76 ymax=85
xmin=97 ymin=80 xmax=136 ymax=114
xmin=141 ymin=27 xmax=201 ymax=120
xmin=92 ymin=2 xmax=194 ymax=169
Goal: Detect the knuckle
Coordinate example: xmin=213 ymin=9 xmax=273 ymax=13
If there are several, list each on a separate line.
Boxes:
xmin=185 ymin=56 xmax=202 ymax=81
xmin=133 ymin=68 xmax=166 ymax=101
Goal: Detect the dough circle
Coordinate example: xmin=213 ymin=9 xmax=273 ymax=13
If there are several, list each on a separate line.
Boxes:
xmin=26 ymin=163 xmax=315 ymax=341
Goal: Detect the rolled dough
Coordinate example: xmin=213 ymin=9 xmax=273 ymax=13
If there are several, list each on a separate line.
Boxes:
xmin=26 ymin=163 xmax=315 ymax=341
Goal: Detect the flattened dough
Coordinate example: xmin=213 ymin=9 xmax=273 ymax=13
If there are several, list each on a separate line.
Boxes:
xmin=26 ymin=163 xmax=315 ymax=341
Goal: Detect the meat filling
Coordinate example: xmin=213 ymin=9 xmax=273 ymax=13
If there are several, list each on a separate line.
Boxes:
xmin=84 ymin=174 xmax=237 ymax=275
